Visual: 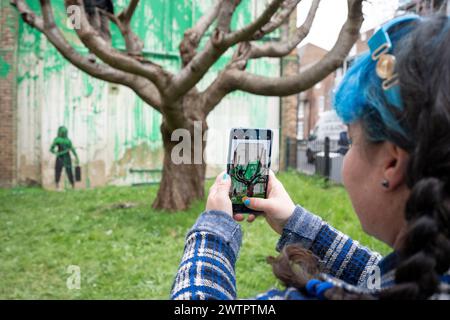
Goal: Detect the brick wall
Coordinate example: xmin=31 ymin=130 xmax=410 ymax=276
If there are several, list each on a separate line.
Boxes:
xmin=298 ymin=43 xmax=335 ymax=140
xmin=279 ymin=11 xmax=300 ymax=170
xmin=0 ymin=3 xmax=18 ymax=187
xmin=280 ymin=52 xmax=300 ymax=169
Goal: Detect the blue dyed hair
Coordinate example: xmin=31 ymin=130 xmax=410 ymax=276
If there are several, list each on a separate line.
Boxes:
xmin=333 ymin=17 xmax=422 ymax=147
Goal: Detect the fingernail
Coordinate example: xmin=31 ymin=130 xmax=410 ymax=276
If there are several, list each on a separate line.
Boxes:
xmin=243 ymin=198 xmax=250 ymax=206
xmin=223 ymin=173 xmax=229 ymax=180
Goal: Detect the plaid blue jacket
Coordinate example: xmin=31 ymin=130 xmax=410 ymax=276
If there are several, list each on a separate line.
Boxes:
xmin=170 ymin=205 xmax=450 ymax=300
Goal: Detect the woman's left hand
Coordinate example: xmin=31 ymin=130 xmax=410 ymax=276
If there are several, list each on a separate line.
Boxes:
xmin=206 ymin=171 xmax=233 ymax=217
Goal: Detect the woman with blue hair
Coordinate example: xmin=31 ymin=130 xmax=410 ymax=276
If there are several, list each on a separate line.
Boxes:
xmin=171 ymin=14 xmax=450 ymax=300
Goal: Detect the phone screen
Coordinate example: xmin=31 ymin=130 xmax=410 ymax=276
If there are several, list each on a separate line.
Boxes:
xmin=227 ymin=128 xmax=272 ymax=214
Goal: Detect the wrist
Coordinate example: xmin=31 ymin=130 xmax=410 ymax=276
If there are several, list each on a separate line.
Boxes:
xmin=273 ymin=204 xmax=296 ymax=234
xmin=285 ymin=203 xmax=296 ymax=221
xmin=275 ymin=205 xmax=324 ymax=252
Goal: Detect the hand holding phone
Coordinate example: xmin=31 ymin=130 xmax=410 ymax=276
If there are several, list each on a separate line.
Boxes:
xmin=236 ymin=170 xmax=296 ymax=234
xmin=227 ymin=128 xmax=273 ymax=214
xmin=205 ymin=171 xmax=233 ymax=217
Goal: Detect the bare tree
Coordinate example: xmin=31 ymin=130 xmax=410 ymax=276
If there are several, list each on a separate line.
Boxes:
xmin=11 ymin=0 xmax=364 ymax=210
xmin=230 ymin=146 xmax=266 ymax=197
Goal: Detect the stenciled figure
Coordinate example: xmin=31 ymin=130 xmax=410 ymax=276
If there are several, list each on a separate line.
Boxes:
xmin=50 ymin=126 xmax=79 ymax=190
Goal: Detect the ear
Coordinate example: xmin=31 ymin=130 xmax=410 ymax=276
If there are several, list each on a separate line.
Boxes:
xmin=382 ymin=142 xmax=409 ymax=191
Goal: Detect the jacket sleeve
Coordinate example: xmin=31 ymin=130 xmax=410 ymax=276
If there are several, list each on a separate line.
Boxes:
xmin=170 ymin=210 xmax=242 ymax=300
xmin=276 ymin=205 xmax=383 ymax=287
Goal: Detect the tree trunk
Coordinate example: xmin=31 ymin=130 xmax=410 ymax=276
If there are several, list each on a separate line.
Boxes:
xmin=152 ymin=93 xmax=208 ymax=211
xmin=152 ymin=144 xmax=206 ymax=210
xmin=247 ymin=183 xmax=254 ymax=197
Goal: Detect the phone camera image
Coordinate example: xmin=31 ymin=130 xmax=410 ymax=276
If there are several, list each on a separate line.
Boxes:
xmin=227 ymin=129 xmax=272 ymax=213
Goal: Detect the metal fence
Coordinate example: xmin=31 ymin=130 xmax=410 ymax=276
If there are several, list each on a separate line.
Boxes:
xmin=287 ymin=136 xmax=349 ymax=184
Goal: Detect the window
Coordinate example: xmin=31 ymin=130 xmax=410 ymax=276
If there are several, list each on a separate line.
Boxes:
xmin=298 ymin=101 xmax=305 ymax=119
xmin=297 ymin=122 xmax=304 ymax=140
xmin=361 ymin=32 xmax=367 ymax=42
xmin=318 ymin=96 xmax=325 ymax=114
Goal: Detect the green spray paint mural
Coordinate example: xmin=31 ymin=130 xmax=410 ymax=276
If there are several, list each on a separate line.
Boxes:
xmin=14 ymin=0 xmax=281 ymax=191
xmin=0 ymin=54 xmax=11 ymax=78
xmin=1 ymin=0 xmax=15 ymax=78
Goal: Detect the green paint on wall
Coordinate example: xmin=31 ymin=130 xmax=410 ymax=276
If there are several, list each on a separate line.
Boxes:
xmin=133 ymin=98 xmax=144 ymax=141
xmin=151 ymin=110 xmax=162 ymax=142
xmin=13 ymin=0 xmax=281 ymax=187
xmin=0 ymin=55 xmax=11 ymax=78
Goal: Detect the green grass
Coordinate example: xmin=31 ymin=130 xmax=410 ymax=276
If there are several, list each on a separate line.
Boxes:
xmin=0 ymin=171 xmax=390 ymax=299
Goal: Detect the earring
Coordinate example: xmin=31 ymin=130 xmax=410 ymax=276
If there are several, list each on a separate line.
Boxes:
xmin=381 ymin=180 xmax=390 ymax=189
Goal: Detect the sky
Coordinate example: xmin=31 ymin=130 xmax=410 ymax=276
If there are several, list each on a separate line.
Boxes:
xmin=297 ymin=0 xmax=400 ymax=50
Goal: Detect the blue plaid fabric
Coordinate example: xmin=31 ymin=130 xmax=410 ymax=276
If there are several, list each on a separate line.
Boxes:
xmin=170 ymin=231 xmax=238 ymax=299
xmin=276 ymin=205 xmax=382 ymax=288
xmin=171 ymin=210 xmax=241 ymax=300
xmin=170 ymin=206 xmax=450 ymax=300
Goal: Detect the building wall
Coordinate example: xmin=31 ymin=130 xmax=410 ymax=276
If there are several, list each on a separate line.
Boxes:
xmin=8 ymin=0 xmax=281 ymax=189
xmin=297 ymin=43 xmax=336 ymax=140
xmin=280 ymin=52 xmax=299 ymax=169
xmin=279 ymin=10 xmax=300 ymax=169
xmin=296 ymin=27 xmax=379 ymax=141
xmin=0 ymin=1 xmax=18 ymax=187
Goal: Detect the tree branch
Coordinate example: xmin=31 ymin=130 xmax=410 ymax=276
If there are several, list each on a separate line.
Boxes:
xmin=11 ymin=0 xmax=162 ymax=110
xmin=64 ymin=0 xmax=170 ymax=92
xmin=179 ymin=0 xmax=222 ymax=66
xmin=10 ymin=0 xmax=44 ymax=30
xmin=166 ymin=0 xmax=284 ymax=102
xmin=116 ymin=0 xmax=144 ymax=57
xmin=118 ymin=0 xmax=140 ymax=23
xmin=252 ymin=0 xmax=302 ymax=39
xmin=101 ymin=0 xmax=144 ymax=57
xmin=202 ymin=0 xmax=308 ymax=108
xmin=193 ymin=0 xmax=223 ymax=36
xmin=223 ymin=0 xmax=285 ymax=45
xmin=200 ymin=70 xmax=234 ymax=115
xmin=248 ymin=0 xmax=321 ymax=59
xmin=103 ymin=11 xmax=144 ymax=57
xmin=216 ymin=0 xmax=241 ymax=33
xmin=222 ymin=0 xmax=364 ymax=97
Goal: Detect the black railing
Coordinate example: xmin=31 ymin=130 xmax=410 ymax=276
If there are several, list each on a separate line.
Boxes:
xmin=291 ymin=136 xmax=349 ymax=183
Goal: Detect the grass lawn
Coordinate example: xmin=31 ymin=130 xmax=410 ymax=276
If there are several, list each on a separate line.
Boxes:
xmin=0 ymin=171 xmax=390 ymax=299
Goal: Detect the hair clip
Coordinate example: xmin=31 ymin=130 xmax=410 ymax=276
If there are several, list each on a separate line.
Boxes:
xmin=376 ymin=54 xmax=398 ymax=90
xmin=368 ymin=15 xmax=421 ymax=109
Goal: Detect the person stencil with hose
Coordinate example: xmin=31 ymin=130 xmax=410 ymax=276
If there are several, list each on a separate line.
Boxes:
xmin=50 ymin=126 xmax=79 ymax=190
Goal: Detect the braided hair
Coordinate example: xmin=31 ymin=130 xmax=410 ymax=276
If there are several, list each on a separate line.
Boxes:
xmin=268 ymin=15 xmax=450 ymax=299
xmin=379 ymin=14 xmax=450 ymax=299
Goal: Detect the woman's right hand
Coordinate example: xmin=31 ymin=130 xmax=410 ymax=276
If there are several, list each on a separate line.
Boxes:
xmin=234 ymin=170 xmax=296 ymax=235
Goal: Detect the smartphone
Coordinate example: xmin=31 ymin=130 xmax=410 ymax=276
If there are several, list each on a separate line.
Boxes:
xmin=227 ymin=128 xmax=273 ymax=214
